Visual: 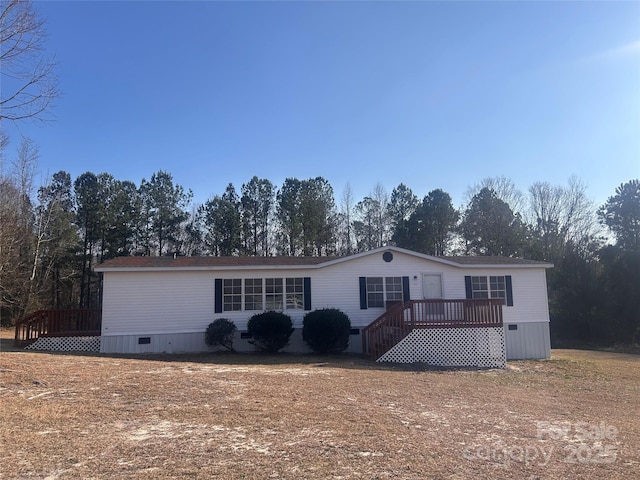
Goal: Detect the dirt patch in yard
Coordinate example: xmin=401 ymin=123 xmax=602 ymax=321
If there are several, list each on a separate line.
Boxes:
xmin=1 ymin=329 xmax=638 ymax=479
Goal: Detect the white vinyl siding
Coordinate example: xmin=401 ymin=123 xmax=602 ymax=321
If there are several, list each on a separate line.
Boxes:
xmin=101 ymin=271 xmax=216 ymax=336
xmin=99 ymin=249 xmax=551 ymax=357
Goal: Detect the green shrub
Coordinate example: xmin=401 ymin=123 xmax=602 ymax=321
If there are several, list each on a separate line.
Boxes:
xmin=247 ymin=311 xmax=294 ymax=353
xmin=302 ymin=308 xmax=351 ymax=354
xmin=205 ymin=318 xmax=237 ymax=352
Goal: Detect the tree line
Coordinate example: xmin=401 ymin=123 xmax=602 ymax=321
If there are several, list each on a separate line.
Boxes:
xmin=2 ymin=2 xmax=638 ymax=348
xmin=1 ymin=139 xmax=638 ymax=347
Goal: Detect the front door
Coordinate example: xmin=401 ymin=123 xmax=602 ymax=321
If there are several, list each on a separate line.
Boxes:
xmin=423 ymin=274 xmax=444 ymax=318
xmin=422 ymin=274 xmax=443 ymax=299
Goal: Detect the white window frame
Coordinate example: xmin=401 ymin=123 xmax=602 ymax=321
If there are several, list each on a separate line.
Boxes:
xmin=366 ymin=276 xmax=403 ymax=308
xmin=285 ymin=277 xmax=304 ymax=310
xmin=222 ymin=277 xmax=304 ymax=312
xmin=223 ymin=279 xmax=242 ymax=312
xmin=265 ymin=278 xmax=283 ymax=310
xmin=244 ymin=278 xmax=263 ymax=311
xmin=471 ymin=275 xmax=507 ymax=305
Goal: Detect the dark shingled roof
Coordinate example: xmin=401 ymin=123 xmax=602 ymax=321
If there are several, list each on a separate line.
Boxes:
xmin=98 ymin=255 xmax=340 ymax=269
xmin=440 ymin=256 xmax=551 ymax=266
xmin=97 ymin=252 xmax=550 ymax=269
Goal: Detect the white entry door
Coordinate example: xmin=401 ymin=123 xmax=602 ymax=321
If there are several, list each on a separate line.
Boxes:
xmin=422 ymin=274 xmax=443 ymax=299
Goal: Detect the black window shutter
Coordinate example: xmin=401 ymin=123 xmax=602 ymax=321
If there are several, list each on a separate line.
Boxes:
xmin=402 ymin=276 xmax=410 ymax=303
xmin=359 ymin=277 xmax=367 ymax=309
xmin=464 ymin=276 xmax=472 ymax=299
xmin=214 ymin=279 xmax=223 ymax=313
xmin=506 ymin=275 xmax=514 ymax=306
xmin=303 ymin=277 xmax=311 ymax=310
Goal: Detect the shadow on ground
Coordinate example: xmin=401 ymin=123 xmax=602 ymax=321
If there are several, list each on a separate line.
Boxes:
xmin=0 ymin=340 xmax=466 ymax=372
xmin=0 ymin=337 xmax=22 ymax=353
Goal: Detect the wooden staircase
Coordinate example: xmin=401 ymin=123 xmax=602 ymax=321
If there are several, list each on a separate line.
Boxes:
xmin=14 ymin=310 xmax=102 ymax=347
xmin=361 ymin=299 xmax=504 ymax=360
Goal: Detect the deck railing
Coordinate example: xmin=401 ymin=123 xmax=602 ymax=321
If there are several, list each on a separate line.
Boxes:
xmin=14 ymin=309 xmax=102 ymax=347
xmin=361 ymin=299 xmax=503 ymax=360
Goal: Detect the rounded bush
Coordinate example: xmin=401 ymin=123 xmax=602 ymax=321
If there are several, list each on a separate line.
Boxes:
xmin=303 ymin=308 xmax=351 ymax=354
xmin=247 ymin=311 xmax=294 ymax=353
xmin=205 ymin=318 xmax=237 ymax=352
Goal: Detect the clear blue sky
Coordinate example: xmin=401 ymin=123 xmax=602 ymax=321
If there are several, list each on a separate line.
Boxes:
xmin=5 ymin=0 xmax=640 ymax=210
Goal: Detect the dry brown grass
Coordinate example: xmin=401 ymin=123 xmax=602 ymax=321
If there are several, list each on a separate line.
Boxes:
xmin=1 ymin=328 xmax=639 ymax=479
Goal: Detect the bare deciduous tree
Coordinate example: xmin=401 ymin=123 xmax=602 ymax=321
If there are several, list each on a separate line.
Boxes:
xmin=0 ymin=137 xmax=38 ymax=323
xmin=465 ymin=176 xmax=526 ymax=215
xmin=529 ymin=176 xmax=599 ymax=262
xmin=338 ymin=183 xmax=355 ymax=255
xmin=354 ymin=183 xmax=391 ymax=252
xmin=1 ymin=0 xmax=59 ymax=122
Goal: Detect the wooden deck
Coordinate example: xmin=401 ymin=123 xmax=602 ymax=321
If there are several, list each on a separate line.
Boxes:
xmin=361 ymin=299 xmax=504 ymax=360
xmin=14 ymin=309 xmax=102 ymax=347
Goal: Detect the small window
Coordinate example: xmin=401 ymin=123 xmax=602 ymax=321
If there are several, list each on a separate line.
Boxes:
xmin=385 ymin=277 xmax=403 ymax=302
xmin=223 ymin=279 xmax=242 ymax=311
xmin=138 ymin=337 xmax=151 ymax=345
xmin=350 ymin=328 xmax=360 ymax=335
xmin=366 ymin=277 xmax=384 ymax=308
xmin=471 ymin=275 xmax=507 ymax=305
xmin=471 ymin=276 xmax=489 ymax=299
xmin=490 ymin=276 xmax=506 ymax=305
xmin=286 ymin=277 xmax=304 ymax=309
xmin=265 ymin=278 xmax=284 ymax=310
xmin=244 ymin=278 xmax=263 ymax=311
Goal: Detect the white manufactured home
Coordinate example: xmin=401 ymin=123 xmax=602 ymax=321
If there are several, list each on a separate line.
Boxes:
xmin=88 ymin=246 xmax=552 ymax=367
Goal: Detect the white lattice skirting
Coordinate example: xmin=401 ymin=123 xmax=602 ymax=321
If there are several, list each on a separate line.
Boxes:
xmin=25 ymin=336 xmax=101 ymax=352
xmin=377 ymin=327 xmax=506 ymax=368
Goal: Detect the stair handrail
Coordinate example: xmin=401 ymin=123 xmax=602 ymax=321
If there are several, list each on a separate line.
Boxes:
xmin=362 ymin=298 xmax=504 ymax=360
xmin=362 ymin=301 xmax=414 ymax=360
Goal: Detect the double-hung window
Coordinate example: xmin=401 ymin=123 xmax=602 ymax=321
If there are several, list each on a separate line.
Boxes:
xmin=361 ymin=276 xmax=407 ymax=309
xmin=366 ymin=277 xmax=384 ymax=308
xmin=223 ymin=279 xmax=242 ymax=311
xmin=265 ymin=278 xmax=283 ymax=310
xmin=467 ymin=275 xmax=512 ymax=306
xmin=286 ymin=277 xmax=304 ymax=309
xmin=385 ymin=277 xmax=404 ymax=302
xmin=470 ymin=276 xmax=489 ymax=299
xmin=489 ymin=276 xmax=506 ymax=303
xmin=244 ymin=278 xmax=263 ymax=311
